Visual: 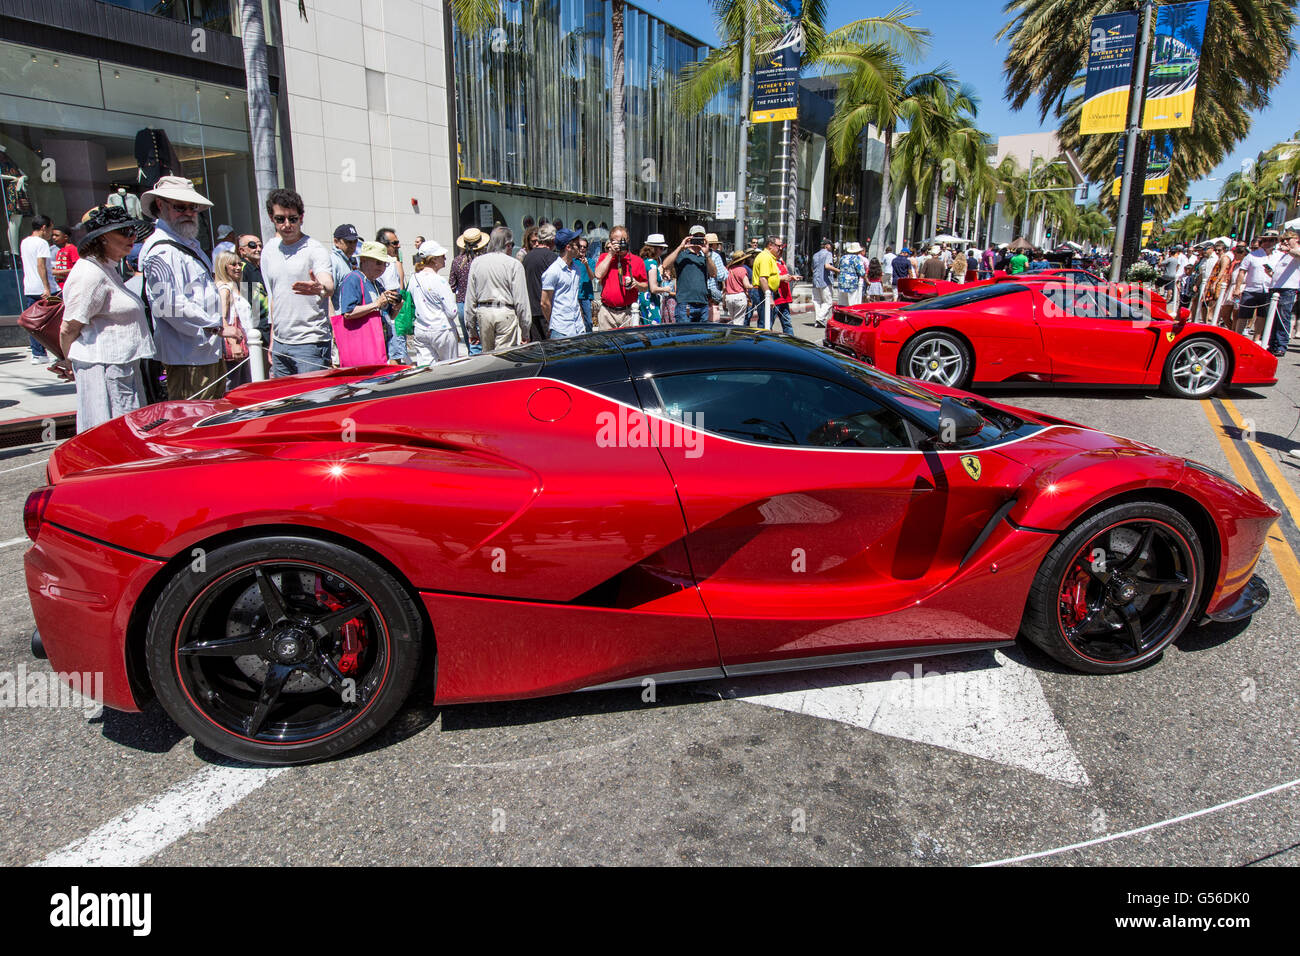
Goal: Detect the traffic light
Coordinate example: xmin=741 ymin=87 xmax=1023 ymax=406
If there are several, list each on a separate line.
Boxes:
xmin=1230 ymin=230 xmax=1238 ymax=239
xmin=1045 ymin=226 xmax=1053 ymax=239
xmin=1183 ymin=200 xmax=1191 ymax=210
xmin=1266 ymin=216 xmax=1275 ymax=228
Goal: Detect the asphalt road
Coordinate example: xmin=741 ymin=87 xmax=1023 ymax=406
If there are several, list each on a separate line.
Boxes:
xmin=2 ymin=314 xmax=1299 ymax=867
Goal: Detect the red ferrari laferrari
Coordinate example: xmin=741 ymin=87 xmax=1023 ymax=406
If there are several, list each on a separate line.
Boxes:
xmin=827 ymin=280 xmax=1277 ymax=398
xmin=25 ymin=328 xmax=1275 ymax=763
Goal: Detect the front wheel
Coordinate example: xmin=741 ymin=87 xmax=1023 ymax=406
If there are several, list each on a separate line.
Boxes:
xmin=1020 ymin=502 xmax=1203 ymax=674
xmin=1162 ymin=337 xmax=1228 ymax=398
xmin=898 ymin=331 xmax=972 ymax=388
xmin=146 ymin=536 xmax=424 ymax=764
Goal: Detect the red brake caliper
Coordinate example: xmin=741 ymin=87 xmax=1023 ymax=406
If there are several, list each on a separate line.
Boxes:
xmin=1060 ymin=560 xmax=1092 ymax=629
xmin=315 ymin=576 xmax=365 ymax=676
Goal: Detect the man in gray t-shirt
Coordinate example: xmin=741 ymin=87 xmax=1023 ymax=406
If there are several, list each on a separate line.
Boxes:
xmin=259 ymin=189 xmax=335 ymax=377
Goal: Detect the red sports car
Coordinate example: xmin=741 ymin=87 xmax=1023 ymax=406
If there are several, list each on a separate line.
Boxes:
xmin=827 ymin=281 xmax=1277 ymax=398
xmin=25 ymin=328 xmax=1276 ymax=763
xmin=900 ymin=269 xmax=1179 ymax=320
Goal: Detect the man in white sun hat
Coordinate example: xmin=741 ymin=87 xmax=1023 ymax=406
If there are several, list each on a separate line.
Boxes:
xmin=139 ymin=175 xmax=230 ymax=400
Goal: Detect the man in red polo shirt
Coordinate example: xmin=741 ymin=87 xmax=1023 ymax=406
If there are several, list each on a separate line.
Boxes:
xmin=592 ymin=224 xmax=647 ymax=329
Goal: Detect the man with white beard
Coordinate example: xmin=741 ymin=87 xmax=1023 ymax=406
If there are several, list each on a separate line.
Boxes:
xmin=139 ymin=176 xmax=232 ymax=399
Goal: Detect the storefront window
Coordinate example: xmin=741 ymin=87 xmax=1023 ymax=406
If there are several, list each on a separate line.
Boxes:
xmin=0 ymin=39 xmax=275 ymax=313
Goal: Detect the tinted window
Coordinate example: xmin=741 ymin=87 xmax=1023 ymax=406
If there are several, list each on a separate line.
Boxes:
xmin=651 ymin=371 xmax=911 ymax=448
xmin=903 ymin=284 xmax=1028 ymax=311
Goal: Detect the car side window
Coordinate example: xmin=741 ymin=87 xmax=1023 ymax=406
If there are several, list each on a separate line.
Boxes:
xmin=650 ymin=371 xmax=912 ymax=449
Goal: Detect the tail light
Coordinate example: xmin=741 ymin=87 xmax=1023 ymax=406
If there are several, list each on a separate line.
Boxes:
xmin=24 ymin=487 xmax=53 ymax=541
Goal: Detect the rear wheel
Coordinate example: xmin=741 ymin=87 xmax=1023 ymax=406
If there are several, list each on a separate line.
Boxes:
xmin=1020 ymin=502 xmax=1203 ymax=674
xmin=898 ymin=331 xmax=972 ymax=388
xmin=1162 ymin=336 xmax=1228 ymax=398
xmin=146 ymin=536 xmax=424 ymax=764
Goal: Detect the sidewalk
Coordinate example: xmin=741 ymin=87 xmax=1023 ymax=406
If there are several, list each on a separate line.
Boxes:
xmin=0 ymin=347 xmax=77 ymax=426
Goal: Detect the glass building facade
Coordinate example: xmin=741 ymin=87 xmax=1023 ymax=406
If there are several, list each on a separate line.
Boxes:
xmin=453 ymin=0 xmax=742 ymax=238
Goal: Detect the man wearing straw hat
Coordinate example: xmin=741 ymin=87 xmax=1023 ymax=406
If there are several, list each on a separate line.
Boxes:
xmin=450 ymin=227 xmax=489 ymax=354
xmin=138 ymin=175 xmax=227 ymax=400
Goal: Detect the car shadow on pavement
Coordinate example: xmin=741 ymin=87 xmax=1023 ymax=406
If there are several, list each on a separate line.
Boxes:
xmin=98 ymin=699 xmax=189 ymax=753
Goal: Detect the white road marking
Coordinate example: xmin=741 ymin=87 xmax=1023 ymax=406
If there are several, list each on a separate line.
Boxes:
xmin=714 ymin=650 xmax=1090 ymax=786
xmin=32 ymin=765 xmax=287 ymax=867
xmin=0 ymin=457 xmax=50 ymax=475
xmin=977 ymin=775 xmax=1300 ymax=866
xmin=0 ymin=536 xmax=28 ymax=549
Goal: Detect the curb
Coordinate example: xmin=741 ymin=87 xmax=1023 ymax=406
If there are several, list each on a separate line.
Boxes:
xmin=0 ymin=411 xmax=77 ymax=450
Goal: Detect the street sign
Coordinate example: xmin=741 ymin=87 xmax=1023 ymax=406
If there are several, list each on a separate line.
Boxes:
xmin=715 ymin=191 xmax=736 ymax=220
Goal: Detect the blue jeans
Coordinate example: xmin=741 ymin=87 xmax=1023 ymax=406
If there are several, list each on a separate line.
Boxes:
xmin=457 ymin=301 xmax=481 ymax=354
xmin=579 ymin=298 xmax=593 ymax=333
xmin=24 ymin=296 xmax=48 ymax=357
xmin=772 ymin=302 xmax=793 ymax=336
xmin=271 ymin=340 xmax=331 ymax=377
xmin=679 ymin=302 xmax=708 ymax=323
xmin=1269 ymin=288 xmax=1296 ymax=354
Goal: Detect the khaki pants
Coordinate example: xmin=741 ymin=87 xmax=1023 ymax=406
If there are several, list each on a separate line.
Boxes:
xmin=597 ymin=303 xmax=636 ymax=330
xmin=813 ymin=285 xmax=833 ymax=324
xmin=166 ymin=359 xmax=227 ymax=401
xmin=477 ymin=306 xmax=521 ymax=352
xmin=724 ymin=292 xmax=749 ymax=325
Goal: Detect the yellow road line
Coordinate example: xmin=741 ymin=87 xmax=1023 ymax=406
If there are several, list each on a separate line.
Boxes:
xmin=1199 ymin=399 xmax=1300 ymax=615
xmin=1218 ymin=396 xmax=1300 ymax=528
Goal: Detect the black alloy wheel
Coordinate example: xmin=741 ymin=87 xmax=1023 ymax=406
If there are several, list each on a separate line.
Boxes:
xmin=1021 ymin=502 xmax=1203 ymax=673
xmin=147 ymin=537 xmax=423 ymax=764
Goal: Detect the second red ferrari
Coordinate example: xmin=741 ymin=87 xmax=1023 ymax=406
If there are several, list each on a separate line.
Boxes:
xmin=827 ymin=280 xmax=1277 ymax=398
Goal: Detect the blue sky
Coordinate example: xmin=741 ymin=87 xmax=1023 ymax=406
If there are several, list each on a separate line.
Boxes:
xmin=646 ymin=0 xmax=1300 ymax=202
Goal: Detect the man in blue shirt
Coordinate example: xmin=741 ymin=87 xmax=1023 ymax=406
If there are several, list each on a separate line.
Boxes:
xmin=661 ymin=225 xmax=716 ymax=323
xmin=811 ymin=238 xmax=837 ymax=327
xmin=890 ymin=247 xmax=913 ymax=299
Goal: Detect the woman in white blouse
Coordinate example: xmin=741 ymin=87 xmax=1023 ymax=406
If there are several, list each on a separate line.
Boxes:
xmin=408 ymin=241 xmax=460 ymax=363
xmin=58 ymin=205 xmax=158 ymax=432
xmin=213 ymin=251 xmax=251 ymax=389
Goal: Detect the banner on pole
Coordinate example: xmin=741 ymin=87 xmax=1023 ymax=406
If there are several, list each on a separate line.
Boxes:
xmin=751 ymin=43 xmax=799 ymax=124
xmin=1112 ymin=134 xmax=1172 ymax=196
xmin=1142 ymin=1 xmax=1210 ymax=130
xmin=1081 ymin=11 xmax=1140 ymax=135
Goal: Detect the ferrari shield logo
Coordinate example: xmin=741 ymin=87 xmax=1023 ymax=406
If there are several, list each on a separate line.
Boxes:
xmin=961 ymin=455 xmax=982 ymax=481
xmin=1166 ymin=331 xmax=1176 ymax=342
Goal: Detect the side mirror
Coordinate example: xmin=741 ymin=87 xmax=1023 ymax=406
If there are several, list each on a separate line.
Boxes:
xmin=930 ymin=395 xmax=985 ymax=445
xmin=1177 ymin=307 xmax=1191 ymax=321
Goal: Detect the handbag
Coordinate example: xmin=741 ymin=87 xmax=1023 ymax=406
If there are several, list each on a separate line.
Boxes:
xmin=329 ymin=272 xmax=388 ymax=367
xmin=18 ymin=295 xmax=65 ymax=360
xmin=394 ymin=289 xmax=415 ymax=336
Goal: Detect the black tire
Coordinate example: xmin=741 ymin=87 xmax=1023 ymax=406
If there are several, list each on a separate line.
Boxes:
xmin=146 ymin=536 xmax=424 ymax=764
xmin=1020 ymin=501 xmax=1204 ymax=674
xmin=898 ymin=330 xmax=973 ymax=389
xmin=1161 ymin=336 xmax=1229 ymax=399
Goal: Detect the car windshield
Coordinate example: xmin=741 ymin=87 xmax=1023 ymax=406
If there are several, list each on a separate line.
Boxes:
xmin=901 ymin=284 xmax=1027 ymax=312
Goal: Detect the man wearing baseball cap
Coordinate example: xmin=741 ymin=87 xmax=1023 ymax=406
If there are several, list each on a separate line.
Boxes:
xmin=541 ymin=228 xmax=585 ymax=338
xmin=214 ymin=224 xmax=237 ymax=258
xmin=330 ymin=223 xmax=361 ymax=311
xmin=662 ymin=225 xmax=716 ymax=323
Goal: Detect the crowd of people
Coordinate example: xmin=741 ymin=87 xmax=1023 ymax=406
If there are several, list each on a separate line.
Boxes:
xmin=19 ymin=178 xmax=822 ymax=436
xmin=1150 ymin=233 xmax=1300 ymax=356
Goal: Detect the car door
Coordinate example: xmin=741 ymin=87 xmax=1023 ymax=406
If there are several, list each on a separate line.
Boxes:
xmin=1034 ymin=283 xmax=1175 ymax=384
xmin=638 ymin=367 xmax=1028 ymax=669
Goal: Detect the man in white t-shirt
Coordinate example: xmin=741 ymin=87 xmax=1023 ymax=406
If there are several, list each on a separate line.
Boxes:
xmin=20 ymin=215 xmax=56 ymax=362
xmin=540 ymin=228 xmax=585 ymax=338
xmin=1264 ymin=229 xmax=1300 ymax=355
xmin=1232 ymin=233 xmax=1278 ymax=340
xmin=259 ymin=188 xmax=335 ymax=376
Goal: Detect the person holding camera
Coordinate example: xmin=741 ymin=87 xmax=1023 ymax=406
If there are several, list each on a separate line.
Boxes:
xmin=661 ymin=225 xmax=716 ymax=324
xmin=592 ymin=225 xmax=647 ymax=329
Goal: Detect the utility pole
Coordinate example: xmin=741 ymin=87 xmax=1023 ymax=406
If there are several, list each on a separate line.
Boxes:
xmin=1110 ymin=0 xmax=1155 ymax=281
xmin=736 ymin=33 xmax=750 ymax=249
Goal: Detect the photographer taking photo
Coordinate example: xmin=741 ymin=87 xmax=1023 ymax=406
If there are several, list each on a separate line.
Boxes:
xmin=592 ymin=225 xmax=647 ymax=329
xmin=661 ymin=225 xmax=717 ymax=324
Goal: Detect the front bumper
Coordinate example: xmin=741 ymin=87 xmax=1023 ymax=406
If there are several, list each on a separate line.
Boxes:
xmin=1206 ymin=574 xmax=1270 ymax=622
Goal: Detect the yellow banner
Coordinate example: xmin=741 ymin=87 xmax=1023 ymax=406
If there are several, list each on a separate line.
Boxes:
xmin=1111 ymin=175 xmax=1169 ymax=197
xmin=1081 ymin=87 xmax=1130 ymax=136
xmin=1143 ymin=88 xmax=1196 ymax=130
xmin=752 ymin=107 xmax=797 ymax=124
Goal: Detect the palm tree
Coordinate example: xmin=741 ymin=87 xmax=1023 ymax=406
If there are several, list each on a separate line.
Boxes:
xmin=238 ymin=1 xmax=291 ymax=243
xmin=676 ymin=2 xmax=927 ymax=249
xmin=999 ymin=0 xmax=1298 ymax=228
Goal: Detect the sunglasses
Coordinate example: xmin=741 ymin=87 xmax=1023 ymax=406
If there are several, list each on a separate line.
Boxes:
xmin=164 ymin=201 xmax=201 ymax=213
xmin=242 ymin=240 xmax=262 ymax=249
xmin=384 ymin=239 xmax=400 ymax=246
xmin=273 ymin=214 xmax=301 ymax=224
